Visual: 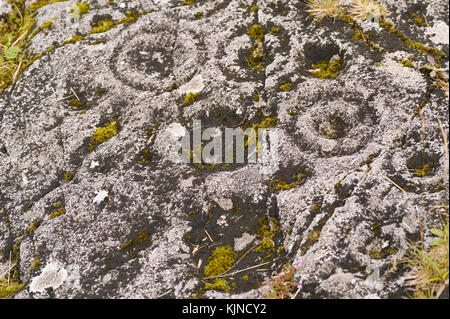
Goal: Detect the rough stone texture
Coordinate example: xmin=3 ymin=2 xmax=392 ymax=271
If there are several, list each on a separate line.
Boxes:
xmin=0 ymin=0 xmax=449 ymax=299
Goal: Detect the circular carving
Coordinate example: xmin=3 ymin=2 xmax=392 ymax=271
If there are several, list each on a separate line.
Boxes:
xmin=109 ymin=15 xmax=203 ymax=92
xmin=293 ymin=98 xmax=377 ymax=157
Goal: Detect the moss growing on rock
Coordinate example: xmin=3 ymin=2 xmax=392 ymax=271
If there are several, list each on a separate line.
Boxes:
xmin=179 ymin=0 xmax=195 ymax=5
xmin=203 ymin=246 xmax=236 ymax=277
xmin=183 ymin=92 xmax=201 ymax=105
xmin=247 ymin=24 xmax=265 ymax=41
xmin=71 ymin=2 xmax=91 ymax=20
xmin=204 ymin=278 xmax=231 ymax=292
xmin=62 ymin=35 xmax=85 ymax=46
xmin=49 ymin=203 xmax=66 ymax=219
xmin=254 ymin=217 xmax=282 ymax=254
xmin=26 ymin=220 xmax=41 ymax=234
xmin=90 ymin=117 xmax=119 ymax=144
xmin=310 ymin=56 xmax=343 ymax=79
xmin=89 ymin=19 xmax=116 ymax=34
xmin=30 ymin=0 xmax=68 ymax=12
xmin=279 ymin=81 xmax=292 ymax=92
xmin=0 ymin=280 xmax=25 ymax=299
xmin=246 ymin=42 xmax=265 ymax=70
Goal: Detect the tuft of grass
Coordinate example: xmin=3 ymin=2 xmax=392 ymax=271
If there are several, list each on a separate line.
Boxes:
xmin=306 ymin=0 xmax=344 ymax=21
xmin=404 ymin=216 xmax=449 ymax=299
xmin=404 ymin=122 xmax=449 ymax=299
xmin=0 ymin=0 xmax=36 ymax=94
xmin=349 ymin=0 xmax=388 ymax=23
xmin=259 ymin=263 xmax=299 ymax=299
xmin=0 ymin=279 xmax=25 ymax=299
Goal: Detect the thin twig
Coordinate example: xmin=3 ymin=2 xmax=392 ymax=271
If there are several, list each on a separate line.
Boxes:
xmin=204 ymin=229 xmax=214 ymax=242
xmin=209 ymin=262 xmax=271 ymax=279
xmin=156 ymin=289 xmax=172 ymax=298
xmin=71 ymin=88 xmax=80 ymax=101
xmin=385 ymin=176 xmax=406 ymax=192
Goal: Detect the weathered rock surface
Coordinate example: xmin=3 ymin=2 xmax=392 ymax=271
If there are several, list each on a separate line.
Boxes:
xmin=0 ymin=0 xmax=448 ymax=299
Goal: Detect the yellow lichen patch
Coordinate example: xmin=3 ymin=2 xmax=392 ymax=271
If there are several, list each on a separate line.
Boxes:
xmin=90 ymin=117 xmax=119 ymax=144
xmin=203 ymin=246 xmax=236 ymax=277
xmin=310 ymin=56 xmax=343 ymax=79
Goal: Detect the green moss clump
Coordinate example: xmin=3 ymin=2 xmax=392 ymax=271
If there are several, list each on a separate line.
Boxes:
xmin=250 ymin=5 xmax=259 ymax=12
xmin=401 ymin=59 xmax=415 ymax=68
xmin=26 ymin=220 xmax=41 ymax=234
xmin=246 ymin=42 xmax=265 ymax=70
xmin=247 ymin=24 xmax=265 ymax=42
xmin=41 ymin=19 xmax=54 ymax=30
xmin=49 ymin=206 xmax=66 ymax=219
xmin=310 ymin=56 xmax=343 ymax=79
xmin=241 ymin=275 xmax=249 ymax=281
xmin=309 ymin=203 xmax=322 ymax=214
xmin=179 ymin=0 xmax=195 ymax=6
xmin=62 ymin=35 xmax=85 ymax=46
xmin=270 ymin=27 xmax=280 ymax=34
xmin=279 ymin=81 xmax=291 ymax=92
xmin=119 ymin=241 xmax=133 ymax=251
xmin=71 ymin=2 xmax=91 ymax=19
xmin=368 ymin=246 xmax=397 ymax=260
xmin=270 ymin=168 xmax=308 ymax=191
xmin=91 ymin=39 xmax=106 ymax=45
xmin=165 ymin=82 xmax=177 ymax=92
xmin=68 ymin=97 xmax=84 ymax=107
xmin=29 ymin=257 xmax=42 ymax=273
xmin=194 ymin=12 xmax=203 ymax=19
xmin=63 ymin=172 xmax=74 ymax=182
xmin=413 ymin=163 xmax=433 ymax=177
xmin=255 ymin=116 xmax=278 ymax=129
xmin=203 ymin=246 xmax=236 ymax=277
xmin=254 ymin=217 xmax=282 ymax=253
xmin=121 ymin=10 xmax=139 ymax=24
xmin=0 ymin=280 xmax=25 ymax=299
xmin=30 ymin=0 xmax=68 ymax=12
xmin=183 ymin=92 xmax=201 ymax=105
xmin=90 ymin=117 xmax=119 ymax=144
xmin=89 ymin=19 xmax=116 ymax=34
xmin=204 ymin=278 xmax=231 ymax=292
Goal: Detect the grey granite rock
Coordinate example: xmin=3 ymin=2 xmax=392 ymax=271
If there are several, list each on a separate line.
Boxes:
xmin=0 ymin=0 xmax=449 ymax=299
